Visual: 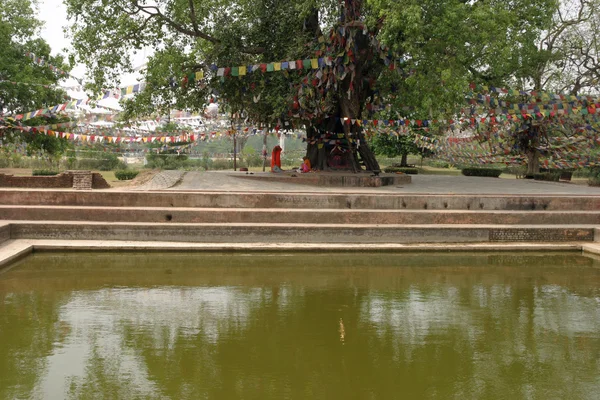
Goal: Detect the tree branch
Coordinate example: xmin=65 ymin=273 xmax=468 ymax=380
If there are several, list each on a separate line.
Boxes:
xmin=188 ymin=0 xmax=201 ymax=37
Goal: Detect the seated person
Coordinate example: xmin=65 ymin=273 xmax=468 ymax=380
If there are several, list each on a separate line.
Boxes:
xmin=300 ymin=156 xmax=311 ymax=173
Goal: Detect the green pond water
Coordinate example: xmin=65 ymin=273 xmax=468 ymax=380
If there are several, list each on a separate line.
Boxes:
xmin=1 ymin=252 xmax=599 ymax=400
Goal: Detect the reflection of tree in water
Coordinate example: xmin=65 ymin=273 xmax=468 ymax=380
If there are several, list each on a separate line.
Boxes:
xmin=1 ymin=252 xmax=599 ymax=398
xmin=360 ymin=283 xmax=600 ymax=399
xmin=0 ymin=292 xmax=64 ymax=399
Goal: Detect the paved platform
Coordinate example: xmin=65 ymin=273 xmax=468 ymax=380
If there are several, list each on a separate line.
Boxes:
xmin=165 ymin=171 xmax=600 ymax=195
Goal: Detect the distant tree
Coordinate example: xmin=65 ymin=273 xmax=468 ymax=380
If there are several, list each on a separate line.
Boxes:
xmin=369 ymin=132 xmax=421 ymax=167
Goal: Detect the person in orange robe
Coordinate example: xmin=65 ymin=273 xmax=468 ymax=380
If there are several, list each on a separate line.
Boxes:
xmin=300 ymin=156 xmax=311 ymax=173
xmin=271 ymin=145 xmax=282 ymax=172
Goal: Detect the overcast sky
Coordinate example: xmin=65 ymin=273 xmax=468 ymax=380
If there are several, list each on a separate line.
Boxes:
xmin=37 ymin=0 xmax=145 ymax=87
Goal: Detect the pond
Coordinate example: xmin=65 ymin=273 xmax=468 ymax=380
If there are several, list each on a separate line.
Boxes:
xmin=1 ymin=252 xmax=599 ymax=399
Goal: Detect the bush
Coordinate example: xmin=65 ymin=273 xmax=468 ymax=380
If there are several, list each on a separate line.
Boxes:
xmin=145 ymin=153 xmax=189 ymax=170
xmin=503 ymin=165 xmax=527 ymax=177
xmin=461 ymin=168 xmax=503 ymax=177
xmin=32 ymin=169 xmax=59 ymax=176
xmin=114 ymin=170 xmax=140 ymax=180
xmin=428 ymin=160 xmax=451 ymax=168
xmin=384 ymin=167 xmax=419 ymax=174
xmin=588 ymin=177 xmax=600 ymax=187
xmin=533 ymin=172 xmax=560 ymax=182
xmin=212 ymin=159 xmax=233 ymax=170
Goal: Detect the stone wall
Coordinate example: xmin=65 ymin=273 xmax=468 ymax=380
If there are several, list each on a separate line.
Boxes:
xmin=0 ymin=171 xmax=111 ymax=189
xmin=92 ymin=173 xmax=111 ymax=189
xmin=0 ymin=173 xmax=73 ymax=188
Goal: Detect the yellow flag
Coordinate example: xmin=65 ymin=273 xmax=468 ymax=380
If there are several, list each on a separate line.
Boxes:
xmin=239 ymin=66 xmax=246 ymax=76
xmin=311 ymin=58 xmax=319 ymax=69
xmin=195 ymin=71 xmax=204 ymax=80
xmin=274 ymin=63 xmax=281 ymax=71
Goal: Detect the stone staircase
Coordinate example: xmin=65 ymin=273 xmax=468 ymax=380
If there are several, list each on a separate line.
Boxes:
xmin=0 ymin=189 xmax=598 ymax=247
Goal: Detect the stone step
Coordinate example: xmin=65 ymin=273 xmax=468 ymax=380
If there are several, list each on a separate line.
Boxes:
xmin=1 ymin=189 xmax=600 ymax=210
xmin=5 ymin=221 xmax=596 ymax=244
xmin=3 ymin=206 xmax=600 ymax=225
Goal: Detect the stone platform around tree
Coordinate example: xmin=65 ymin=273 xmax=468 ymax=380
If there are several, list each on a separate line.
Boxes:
xmin=233 ymin=170 xmax=411 ymax=187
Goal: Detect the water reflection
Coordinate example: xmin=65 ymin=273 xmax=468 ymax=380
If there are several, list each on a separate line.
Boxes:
xmin=0 ymin=252 xmax=599 ymax=399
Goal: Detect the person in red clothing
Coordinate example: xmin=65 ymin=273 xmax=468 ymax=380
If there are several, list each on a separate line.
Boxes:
xmin=271 ymin=145 xmax=282 ymax=172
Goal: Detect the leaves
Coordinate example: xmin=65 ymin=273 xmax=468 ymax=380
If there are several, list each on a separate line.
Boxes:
xmin=0 ymin=0 xmax=70 ymax=114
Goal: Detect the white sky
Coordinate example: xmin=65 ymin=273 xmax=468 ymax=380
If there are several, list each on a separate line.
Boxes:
xmin=38 ymin=0 xmax=146 ymax=88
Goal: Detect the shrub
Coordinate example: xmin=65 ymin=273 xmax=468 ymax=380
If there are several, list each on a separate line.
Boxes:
xmin=428 ymin=160 xmax=451 ymax=168
xmin=503 ymin=165 xmax=527 ymax=177
xmin=589 ymin=177 xmax=600 ymax=187
xmin=533 ymin=172 xmax=560 ymax=182
xmin=461 ymin=168 xmax=503 ymax=177
xmin=32 ymin=169 xmax=59 ymax=176
xmin=384 ymin=167 xmax=419 ymax=174
xmin=212 ymin=159 xmax=233 ymax=170
xmin=114 ymin=170 xmax=140 ymax=180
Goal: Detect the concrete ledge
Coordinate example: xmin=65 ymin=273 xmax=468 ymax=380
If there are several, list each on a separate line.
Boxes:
xmin=582 ymin=243 xmax=600 ymax=256
xmin=2 ymin=190 xmax=600 ymax=210
xmin=6 ymin=222 xmax=596 ymax=244
xmin=0 ymin=239 xmax=591 ymax=271
xmin=0 ymin=223 xmax=9 ymax=244
xmin=3 ymin=206 xmax=600 ymax=225
xmin=0 ymin=240 xmax=33 ymax=270
xmin=235 ymin=172 xmax=412 ymax=187
xmin=9 ymin=239 xmax=587 ymax=253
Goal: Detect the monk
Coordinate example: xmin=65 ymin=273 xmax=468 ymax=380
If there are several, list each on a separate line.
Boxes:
xmin=271 ymin=145 xmax=282 ymax=172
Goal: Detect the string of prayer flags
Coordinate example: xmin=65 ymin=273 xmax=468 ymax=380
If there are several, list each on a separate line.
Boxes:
xmin=24 ymin=51 xmax=80 ymax=83
xmin=212 ymin=58 xmax=330 ymax=78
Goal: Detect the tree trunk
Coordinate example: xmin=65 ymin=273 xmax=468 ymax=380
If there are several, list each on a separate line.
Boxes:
xmin=526 ymin=150 xmax=540 ymax=176
xmin=400 ymin=152 xmax=408 ymax=167
xmin=299 ymin=0 xmax=383 ymax=172
xmin=262 ymin=124 xmax=267 ymax=172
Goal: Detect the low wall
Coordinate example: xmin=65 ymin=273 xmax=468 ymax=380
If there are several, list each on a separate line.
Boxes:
xmin=8 ymin=222 xmax=595 ymax=243
xmin=0 ymin=172 xmax=110 ymax=190
xmin=2 ymin=207 xmax=600 ymax=225
xmin=236 ymin=173 xmax=411 ymax=187
xmin=1 ymin=190 xmax=600 ymax=210
xmin=0 ymin=173 xmax=73 ymax=188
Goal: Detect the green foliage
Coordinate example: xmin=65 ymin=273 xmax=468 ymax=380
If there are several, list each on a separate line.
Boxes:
xmin=0 ymin=0 xmax=70 ymax=114
xmin=2 ymin=115 xmax=73 ymax=168
xmin=114 ymin=170 xmax=140 ymax=180
xmin=461 ymin=168 xmax=503 ymax=178
xmin=241 ymin=145 xmax=263 ymax=167
xmin=211 ymin=159 xmax=233 ymax=170
xmin=66 ymin=146 xmax=124 ymax=171
xmin=383 ymin=167 xmax=418 ymax=174
xmin=32 ymin=169 xmax=59 ymax=176
xmin=427 ymin=160 xmax=451 ymax=169
xmin=370 ymin=133 xmax=421 ymax=159
xmin=533 ymin=172 xmax=560 ymax=182
xmin=146 ymin=152 xmax=190 ymax=170
xmin=589 ymin=177 xmax=600 ymax=187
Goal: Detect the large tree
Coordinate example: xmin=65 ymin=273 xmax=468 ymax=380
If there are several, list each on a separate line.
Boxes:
xmin=0 ymin=0 xmax=70 ymax=115
xmin=65 ymin=0 xmax=570 ymax=172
